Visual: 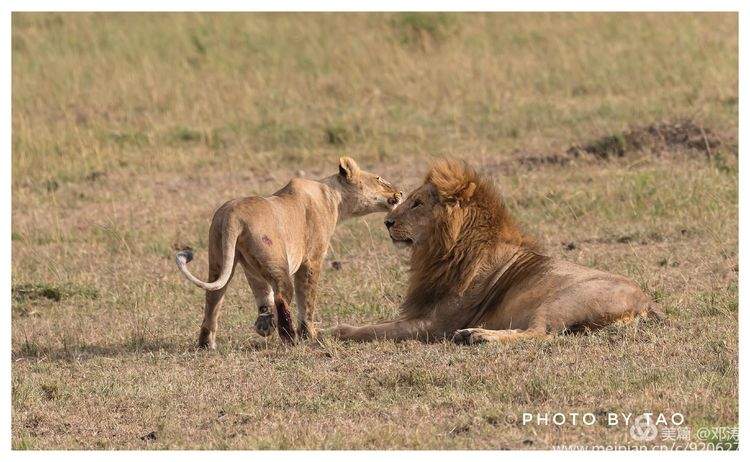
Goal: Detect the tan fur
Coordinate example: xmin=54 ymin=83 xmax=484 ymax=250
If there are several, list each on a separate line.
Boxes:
xmin=176 ymin=157 xmax=402 ymax=349
xmin=328 ymin=159 xmax=661 ymax=344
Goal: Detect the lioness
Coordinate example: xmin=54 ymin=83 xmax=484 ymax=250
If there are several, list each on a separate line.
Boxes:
xmin=176 ymin=157 xmax=402 ymax=348
xmin=329 ymin=159 xmax=661 ymax=344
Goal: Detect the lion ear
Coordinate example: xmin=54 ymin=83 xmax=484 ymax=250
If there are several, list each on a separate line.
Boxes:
xmin=338 ymin=156 xmax=360 ymax=182
xmin=458 ymin=182 xmax=476 ymax=203
xmin=440 ymin=181 xmax=476 ymax=205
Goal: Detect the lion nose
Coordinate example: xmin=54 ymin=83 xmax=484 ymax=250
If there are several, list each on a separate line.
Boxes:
xmin=384 ymin=219 xmax=395 ymax=229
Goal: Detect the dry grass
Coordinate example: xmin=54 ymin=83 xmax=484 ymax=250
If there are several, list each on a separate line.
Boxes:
xmin=12 ymin=13 xmax=737 ymax=449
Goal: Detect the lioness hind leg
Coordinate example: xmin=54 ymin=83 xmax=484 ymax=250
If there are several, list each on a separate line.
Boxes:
xmin=243 ymin=268 xmax=275 ymax=338
xmin=237 ymin=245 xmax=295 ymax=344
xmin=274 ymin=294 xmax=296 ymax=344
xmin=197 ymin=247 xmax=237 ymax=350
xmin=198 ymin=287 xmax=228 ymax=349
xmin=254 ymin=306 xmax=275 ymax=338
xmin=452 ymin=328 xmax=547 ymax=345
xmin=264 ymin=269 xmax=296 ymax=344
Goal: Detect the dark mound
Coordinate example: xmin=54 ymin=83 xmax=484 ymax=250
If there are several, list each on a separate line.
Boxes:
xmin=566 ymin=121 xmax=728 ymax=159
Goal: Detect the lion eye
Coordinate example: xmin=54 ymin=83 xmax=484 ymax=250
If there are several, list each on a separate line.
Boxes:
xmin=411 ymin=200 xmax=423 ymax=209
xmin=377 ymin=176 xmax=390 ymax=186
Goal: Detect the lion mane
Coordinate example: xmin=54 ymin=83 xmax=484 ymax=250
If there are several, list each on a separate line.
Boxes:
xmin=402 ymin=159 xmax=547 ymax=321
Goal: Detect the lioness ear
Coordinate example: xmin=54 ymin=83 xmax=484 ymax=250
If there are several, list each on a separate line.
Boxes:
xmin=338 ymin=156 xmax=360 ymax=182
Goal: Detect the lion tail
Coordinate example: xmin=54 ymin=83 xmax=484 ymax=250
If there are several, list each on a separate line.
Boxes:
xmin=175 ymin=220 xmax=239 ymax=291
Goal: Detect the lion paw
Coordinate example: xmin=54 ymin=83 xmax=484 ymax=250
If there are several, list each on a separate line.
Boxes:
xmin=254 ymin=312 xmax=276 ymax=337
xmin=320 ymin=324 xmax=354 ymax=340
xmin=452 ymin=328 xmax=491 ymax=345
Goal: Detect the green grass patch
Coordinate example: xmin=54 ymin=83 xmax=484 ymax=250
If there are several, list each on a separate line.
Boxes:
xmin=12 ymin=282 xmax=99 ymax=303
xmin=392 ymin=13 xmax=459 ymax=48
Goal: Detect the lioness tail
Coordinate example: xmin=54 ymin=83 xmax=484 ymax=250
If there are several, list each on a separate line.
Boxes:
xmin=175 ymin=225 xmax=238 ymax=291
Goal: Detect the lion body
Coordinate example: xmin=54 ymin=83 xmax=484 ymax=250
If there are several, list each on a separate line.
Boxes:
xmin=176 ymin=158 xmax=402 ymax=348
xmin=330 ymin=160 xmax=659 ymax=344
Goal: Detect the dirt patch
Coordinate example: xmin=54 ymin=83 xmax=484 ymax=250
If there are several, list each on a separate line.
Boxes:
xmin=513 ymin=120 xmax=734 ymax=169
xmin=567 ymin=120 xmax=728 ymax=159
xmin=571 ymin=228 xmax=697 ymax=247
xmin=12 ymin=282 xmax=99 ymax=318
xmin=516 ymin=153 xmax=571 ymax=167
xmin=12 ymin=283 xmax=99 ymax=303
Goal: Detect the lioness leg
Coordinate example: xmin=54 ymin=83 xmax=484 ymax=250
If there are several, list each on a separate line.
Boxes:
xmin=237 ymin=244 xmax=296 ymax=344
xmin=243 ymin=267 xmax=275 ymax=337
xmin=264 ymin=269 xmax=297 ymax=344
xmin=198 ymin=260 xmax=237 ymax=349
xmin=294 ymin=260 xmax=322 ymax=340
xmin=451 ymin=328 xmax=547 ymax=345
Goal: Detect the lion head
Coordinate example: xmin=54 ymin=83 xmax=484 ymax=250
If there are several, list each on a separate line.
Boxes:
xmin=386 ymin=159 xmax=538 ymax=315
xmin=385 ymin=159 xmax=528 ymax=251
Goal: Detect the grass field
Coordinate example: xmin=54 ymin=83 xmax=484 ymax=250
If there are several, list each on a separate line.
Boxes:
xmin=11 ymin=13 xmax=738 ymax=449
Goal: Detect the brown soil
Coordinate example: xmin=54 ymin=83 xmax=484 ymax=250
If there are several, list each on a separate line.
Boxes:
xmin=566 ymin=120 xmax=729 ymax=159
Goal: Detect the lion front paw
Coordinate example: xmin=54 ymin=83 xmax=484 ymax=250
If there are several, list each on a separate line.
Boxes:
xmin=254 ymin=312 xmax=276 ymax=337
xmin=322 ymin=324 xmax=356 ymax=340
xmin=452 ymin=328 xmax=491 ymax=345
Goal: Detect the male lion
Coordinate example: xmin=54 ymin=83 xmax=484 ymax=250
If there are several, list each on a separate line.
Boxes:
xmin=329 ymin=159 xmax=661 ymax=344
xmin=176 ymin=157 xmax=402 ymax=348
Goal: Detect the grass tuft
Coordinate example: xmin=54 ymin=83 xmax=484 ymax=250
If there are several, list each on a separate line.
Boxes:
xmin=392 ymin=13 xmax=459 ymax=49
xmin=324 ymin=125 xmax=348 ymax=146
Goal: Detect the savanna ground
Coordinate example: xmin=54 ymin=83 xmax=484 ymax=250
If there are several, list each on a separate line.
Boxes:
xmin=11 ymin=13 xmax=738 ymax=449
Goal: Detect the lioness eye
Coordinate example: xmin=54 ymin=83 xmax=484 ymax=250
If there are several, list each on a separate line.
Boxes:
xmin=411 ymin=200 xmax=423 ymax=209
xmin=377 ymin=176 xmax=389 ymax=186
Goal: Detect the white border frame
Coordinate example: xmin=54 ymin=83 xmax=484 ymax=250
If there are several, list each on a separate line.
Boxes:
xmin=2 ymin=2 xmax=745 ymax=461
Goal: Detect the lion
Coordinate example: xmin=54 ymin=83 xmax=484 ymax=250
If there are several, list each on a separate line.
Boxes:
xmin=176 ymin=157 xmax=402 ymax=349
xmin=328 ymin=159 xmax=661 ymax=344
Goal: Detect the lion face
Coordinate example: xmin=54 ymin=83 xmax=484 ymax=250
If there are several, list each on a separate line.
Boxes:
xmin=338 ymin=157 xmax=403 ymax=216
xmin=384 ymin=183 xmax=439 ymax=248
xmin=385 ymin=159 xmax=482 ymax=249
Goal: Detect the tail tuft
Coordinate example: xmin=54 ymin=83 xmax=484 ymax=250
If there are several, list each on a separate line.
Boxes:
xmin=175 ymin=249 xmax=194 ymax=265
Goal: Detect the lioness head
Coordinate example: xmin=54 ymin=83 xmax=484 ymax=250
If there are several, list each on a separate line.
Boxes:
xmin=385 ymin=159 xmax=482 ymax=249
xmin=337 ymin=156 xmax=403 ymax=216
